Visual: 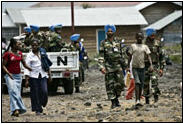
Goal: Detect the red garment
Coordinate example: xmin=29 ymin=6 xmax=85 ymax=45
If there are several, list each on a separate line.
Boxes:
xmin=3 ymin=51 xmax=23 ymax=74
xmin=126 ymin=79 xmax=135 ymax=100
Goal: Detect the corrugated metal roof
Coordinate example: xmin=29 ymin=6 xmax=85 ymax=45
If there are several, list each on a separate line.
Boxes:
xmin=21 ymin=7 xmax=148 ymax=27
xmin=136 ymin=2 xmax=182 ymax=11
xmin=143 ymin=10 xmax=182 ymax=30
xmin=135 ymin=2 xmax=156 ymax=11
xmin=2 ymin=13 xmax=16 ymax=27
xmin=6 ymin=8 xmax=25 ymax=24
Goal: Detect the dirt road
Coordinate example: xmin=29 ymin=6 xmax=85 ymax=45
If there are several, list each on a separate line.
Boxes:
xmin=1 ymin=64 xmax=182 ymax=122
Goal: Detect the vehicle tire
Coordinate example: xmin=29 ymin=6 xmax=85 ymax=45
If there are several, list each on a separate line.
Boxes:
xmin=63 ymin=78 xmax=73 ymax=94
xmin=48 ymin=79 xmax=58 ymax=93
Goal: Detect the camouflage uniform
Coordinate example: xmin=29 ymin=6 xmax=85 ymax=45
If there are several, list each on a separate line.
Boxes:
xmin=48 ymin=31 xmax=66 ymax=52
xmin=98 ymin=38 xmax=126 ymax=100
xmin=144 ymin=38 xmax=166 ymax=102
xmin=29 ymin=31 xmax=45 ymax=46
xmin=68 ymin=43 xmax=84 ymax=90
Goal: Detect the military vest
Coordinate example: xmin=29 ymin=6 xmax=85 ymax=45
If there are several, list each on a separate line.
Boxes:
xmin=145 ymin=39 xmax=161 ymax=63
xmin=100 ymin=39 xmax=125 ymax=72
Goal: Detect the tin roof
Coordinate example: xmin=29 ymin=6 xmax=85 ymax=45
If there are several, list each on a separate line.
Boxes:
xmin=2 ymin=13 xmax=16 ymax=27
xmin=143 ymin=10 xmax=182 ymax=30
xmin=21 ymin=7 xmax=148 ymax=27
xmin=5 ymin=8 xmax=25 ymax=24
xmin=136 ymin=2 xmax=182 ymax=11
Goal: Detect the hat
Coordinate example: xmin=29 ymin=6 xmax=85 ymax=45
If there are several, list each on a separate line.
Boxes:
xmin=70 ymin=34 xmax=80 ymax=42
xmin=54 ymin=24 xmax=62 ymax=29
xmin=30 ymin=25 xmax=40 ymax=32
xmin=24 ymin=27 xmax=31 ymax=33
xmin=146 ymin=28 xmax=156 ymax=37
xmin=49 ymin=25 xmax=55 ymax=32
xmin=104 ymin=24 xmax=116 ymax=33
xmin=49 ymin=24 xmax=62 ymax=32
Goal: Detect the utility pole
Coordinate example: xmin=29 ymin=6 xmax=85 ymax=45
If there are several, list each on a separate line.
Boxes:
xmin=71 ymin=2 xmax=75 ymax=34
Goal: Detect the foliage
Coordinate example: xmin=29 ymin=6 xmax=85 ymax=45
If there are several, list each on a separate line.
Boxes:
xmin=82 ymin=3 xmax=92 ymax=9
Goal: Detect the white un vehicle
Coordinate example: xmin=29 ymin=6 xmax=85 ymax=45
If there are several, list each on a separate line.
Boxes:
xmin=21 ymin=48 xmax=79 ymax=94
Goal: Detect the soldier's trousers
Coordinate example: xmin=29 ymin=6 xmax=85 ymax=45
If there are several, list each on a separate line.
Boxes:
xmin=105 ymin=71 xmax=124 ymax=100
xmin=144 ymin=68 xmax=160 ymax=98
xmin=75 ymin=64 xmax=84 ymax=88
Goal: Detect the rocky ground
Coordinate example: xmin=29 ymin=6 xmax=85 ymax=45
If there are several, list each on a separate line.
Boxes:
xmin=1 ymin=63 xmax=182 ymax=122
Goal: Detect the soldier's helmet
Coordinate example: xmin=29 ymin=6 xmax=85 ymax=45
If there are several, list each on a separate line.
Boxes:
xmin=24 ymin=27 xmax=31 ymax=33
xmin=54 ymin=24 xmax=62 ymax=31
xmin=30 ymin=25 xmax=40 ymax=32
xmin=70 ymin=34 xmax=80 ymax=42
xmin=146 ymin=28 xmax=156 ymax=37
xmin=49 ymin=25 xmax=55 ymax=32
xmin=104 ymin=24 xmax=116 ymax=33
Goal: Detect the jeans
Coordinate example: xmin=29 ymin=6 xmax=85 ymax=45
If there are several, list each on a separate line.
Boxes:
xmin=4 ymin=74 xmax=26 ymax=115
xmin=132 ymin=68 xmax=145 ymax=89
xmin=29 ymin=77 xmax=48 ymax=113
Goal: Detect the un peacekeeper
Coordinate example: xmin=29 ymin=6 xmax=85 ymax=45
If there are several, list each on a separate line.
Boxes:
xmin=69 ymin=34 xmax=85 ymax=93
xmin=22 ymin=27 xmax=32 ymax=52
xmin=98 ymin=24 xmax=126 ymax=109
xmin=29 ymin=25 xmax=48 ymax=50
xmin=144 ymin=28 xmax=166 ymax=104
xmin=48 ymin=24 xmax=66 ymax=52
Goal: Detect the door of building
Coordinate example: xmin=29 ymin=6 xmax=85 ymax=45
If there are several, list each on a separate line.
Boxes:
xmin=97 ymin=30 xmax=105 ymax=52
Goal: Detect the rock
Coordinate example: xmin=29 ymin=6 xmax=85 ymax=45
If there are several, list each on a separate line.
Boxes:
xmin=140 ymin=119 xmax=144 ymax=122
xmin=84 ymin=102 xmax=92 ymax=106
xmin=98 ymin=119 xmax=103 ymax=122
xmin=71 ymin=107 xmax=76 ymax=110
xmin=97 ymin=103 xmax=103 ymax=109
xmin=60 ymin=111 xmax=65 ymax=114
xmin=136 ymin=112 xmax=142 ymax=117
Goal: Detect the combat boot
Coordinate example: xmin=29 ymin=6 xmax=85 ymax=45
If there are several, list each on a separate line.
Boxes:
xmin=111 ymin=99 xmax=117 ymax=109
xmin=145 ymin=97 xmax=150 ymax=104
xmin=115 ymin=98 xmax=121 ymax=107
xmin=75 ymin=87 xmax=80 ymax=93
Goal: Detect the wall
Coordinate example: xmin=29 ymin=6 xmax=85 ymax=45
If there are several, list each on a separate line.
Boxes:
xmin=61 ymin=25 xmax=141 ymax=56
xmin=162 ymin=17 xmax=182 ymax=43
xmin=2 ymin=28 xmax=19 ymax=41
xmin=140 ymin=2 xmax=182 ymax=25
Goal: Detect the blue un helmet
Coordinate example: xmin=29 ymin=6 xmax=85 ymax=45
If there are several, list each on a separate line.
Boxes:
xmin=49 ymin=24 xmax=62 ymax=32
xmin=70 ymin=34 xmax=80 ymax=43
xmin=146 ymin=28 xmax=156 ymax=37
xmin=104 ymin=24 xmax=116 ymax=34
xmin=30 ymin=25 xmax=40 ymax=32
xmin=49 ymin=25 xmax=55 ymax=32
xmin=24 ymin=27 xmax=31 ymax=33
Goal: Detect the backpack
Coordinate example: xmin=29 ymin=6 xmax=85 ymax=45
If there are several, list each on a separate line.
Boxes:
xmin=39 ymin=48 xmax=52 ymax=72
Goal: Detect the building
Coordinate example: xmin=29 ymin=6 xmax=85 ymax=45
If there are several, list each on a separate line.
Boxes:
xmin=2 ymin=2 xmax=182 ymax=56
xmin=21 ymin=7 xmax=147 ymax=56
xmin=136 ymin=2 xmax=182 ymax=42
xmin=2 ymin=13 xmax=19 ymax=41
xmin=31 ymin=2 xmax=140 ymax=8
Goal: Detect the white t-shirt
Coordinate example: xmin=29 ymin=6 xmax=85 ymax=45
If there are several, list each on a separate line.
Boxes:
xmin=130 ymin=43 xmax=151 ymax=68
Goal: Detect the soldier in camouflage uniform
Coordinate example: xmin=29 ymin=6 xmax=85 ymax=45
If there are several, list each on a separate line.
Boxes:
xmin=98 ymin=25 xmax=126 ymax=109
xmin=69 ymin=34 xmax=85 ymax=93
xmin=48 ymin=24 xmax=66 ymax=52
xmin=21 ymin=27 xmax=32 ymax=52
xmin=144 ymin=28 xmax=166 ymax=104
xmin=29 ymin=25 xmax=48 ymax=50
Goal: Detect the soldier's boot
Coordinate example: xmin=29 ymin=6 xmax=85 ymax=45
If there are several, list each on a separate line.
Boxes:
xmin=145 ymin=97 xmax=150 ymax=104
xmin=154 ymin=95 xmax=159 ymax=103
xmin=75 ymin=87 xmax=80 ymax=93
xmin=111 ymin=99 xmax=117 ymax=109
xmin=115 ymin=98 xmax=121 ymax=107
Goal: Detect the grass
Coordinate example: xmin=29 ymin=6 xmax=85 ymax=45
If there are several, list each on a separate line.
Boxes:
xmin=163 ymin=43 xmax=182 ymax=64
xmin=169 ymin=54 xmax=182 ymax=64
